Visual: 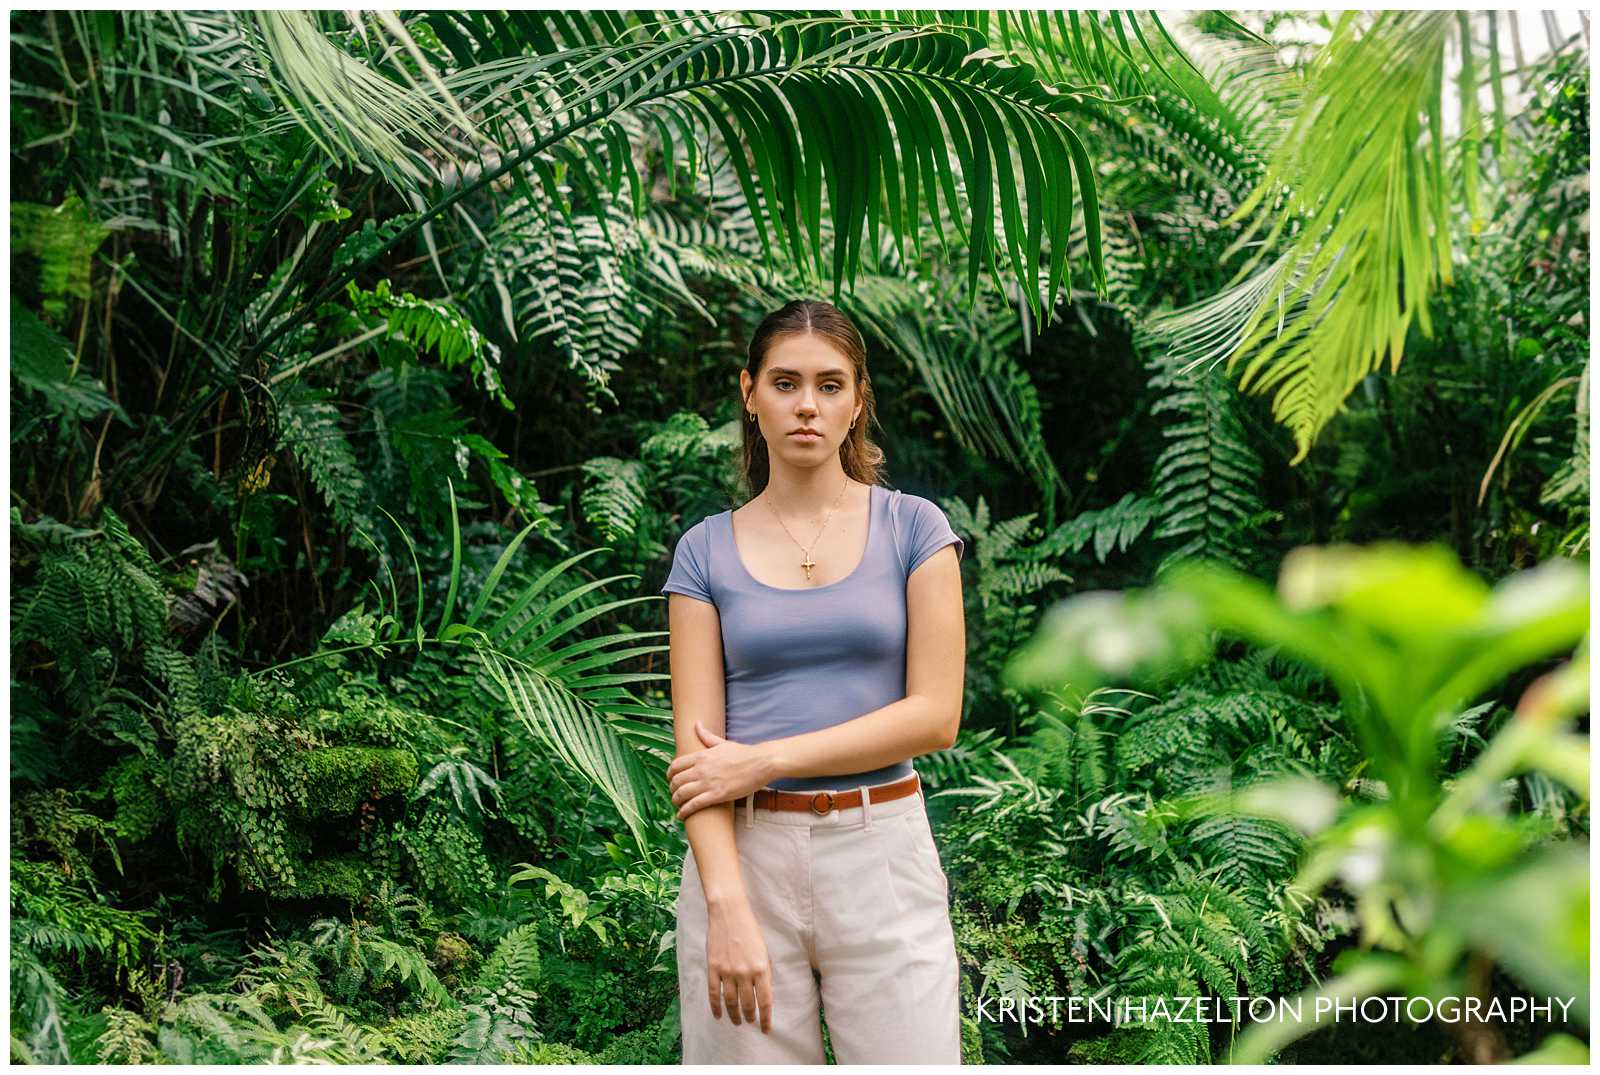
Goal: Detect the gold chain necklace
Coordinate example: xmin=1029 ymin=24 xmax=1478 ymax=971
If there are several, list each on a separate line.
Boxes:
xmin=763 ymin=476 xmax=851 ymax=581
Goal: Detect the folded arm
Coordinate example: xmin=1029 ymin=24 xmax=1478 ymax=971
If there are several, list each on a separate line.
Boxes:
xmin=669 ymin=545 xmax=966 ymax=814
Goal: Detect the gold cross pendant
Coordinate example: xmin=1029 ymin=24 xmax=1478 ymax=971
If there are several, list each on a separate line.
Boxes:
xmin=800 ymin=555 xmax=816 ymax=580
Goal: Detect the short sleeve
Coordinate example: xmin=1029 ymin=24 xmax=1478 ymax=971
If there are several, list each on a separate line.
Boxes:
xmin=661 ymin=519 xmax=715 ymax=604
xmin=903 ymin=494 xmax=965 ymax=576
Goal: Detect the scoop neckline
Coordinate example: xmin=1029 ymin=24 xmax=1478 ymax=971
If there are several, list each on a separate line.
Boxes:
xmin=725 ymin=482 xmax=877 ymax=593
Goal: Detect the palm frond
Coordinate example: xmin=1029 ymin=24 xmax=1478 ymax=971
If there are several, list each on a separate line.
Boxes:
xmin=247 ymin=12 xmax=1130 ymax=365
xmin=1139 ymin=12 xmax=1461 ymax=461
xmin=858 ymin=10 xmax=1206 ymax=102
xmin=478 ymin=647 xmax=666 ymax=849
xmin=251 ymin=11 xmax=481 ymax=187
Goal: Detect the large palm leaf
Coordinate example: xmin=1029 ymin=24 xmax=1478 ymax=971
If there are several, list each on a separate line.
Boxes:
xmin=853 ymin=9 xmax=1222 ymax=101
xmin=1138 ymin=12 xmax=1490 ymax=462
xmin=239 ymin=10 xmax=1153 ymax=365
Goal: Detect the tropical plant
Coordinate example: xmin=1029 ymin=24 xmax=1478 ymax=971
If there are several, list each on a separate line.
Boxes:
xmin=1142 ymin=12 xmax=1579 ymax=463
xmin=1008 ymin=542 xmax=1590 ymax=1062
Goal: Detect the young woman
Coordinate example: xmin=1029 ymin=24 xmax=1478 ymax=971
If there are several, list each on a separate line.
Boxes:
xmin=659 ymin=299 xmax=967 ymax=1064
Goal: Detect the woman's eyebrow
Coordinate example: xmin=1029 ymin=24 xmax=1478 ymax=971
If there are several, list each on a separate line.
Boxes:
xmin=768 ymin=366 xmax=848 ymax=378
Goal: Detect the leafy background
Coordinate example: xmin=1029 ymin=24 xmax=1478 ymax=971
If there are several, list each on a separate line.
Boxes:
xmin=9 ymin=9 xmax=1589 ymax=1064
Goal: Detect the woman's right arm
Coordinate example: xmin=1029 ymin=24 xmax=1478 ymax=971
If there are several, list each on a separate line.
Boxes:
xmin=666 ymin=592 xmax=774 ymax=1034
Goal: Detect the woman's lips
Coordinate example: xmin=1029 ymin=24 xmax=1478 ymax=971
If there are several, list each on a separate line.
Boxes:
xmin=789 ymin=431 xmax=822 ymax=442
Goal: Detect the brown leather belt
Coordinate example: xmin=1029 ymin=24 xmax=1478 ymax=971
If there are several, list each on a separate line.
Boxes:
xmin=751 ymin=772 xmax=921 ymax=815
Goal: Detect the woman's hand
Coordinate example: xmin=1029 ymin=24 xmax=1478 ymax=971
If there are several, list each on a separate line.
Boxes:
xmin=706 ymin=892 xmax=774 ymax=1032
xmin=668 ymin=722 xmax=776 ymax=821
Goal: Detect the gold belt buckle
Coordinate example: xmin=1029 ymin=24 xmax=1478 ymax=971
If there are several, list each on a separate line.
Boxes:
xmin=809 ymin=791 xmax=835 ymax=815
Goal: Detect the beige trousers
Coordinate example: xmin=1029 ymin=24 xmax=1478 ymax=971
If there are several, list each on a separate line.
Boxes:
xmin=676 ymin=778 xmax=962 ymax=1064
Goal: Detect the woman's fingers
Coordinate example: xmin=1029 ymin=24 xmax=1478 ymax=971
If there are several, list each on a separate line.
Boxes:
xmin=708 ymin=970 xmax=724 ymax=1020
xmin=739 ymin=978 xmax=759 ymax=1027
xmin=667 ymin=746 xmax=709 ymax=782
xmin=709 ymin=969 xmax=772 ymax=1030
xmin=671 ymin=779 xmax=700 ymax=806
xmin=756 ymin=970 xmax=774 ymax=1033
xmin=667 ymin=768 xmax=693 ymax=801
xmin=677 ymin=791 xmax=719 ymax=820
xmin=674 ymin=782 xmax=723 ymax=812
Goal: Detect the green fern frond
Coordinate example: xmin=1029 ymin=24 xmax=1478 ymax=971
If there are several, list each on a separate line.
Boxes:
xmin=1042 ymin=492 xmax=1160 ymax=564
xmin=938 ymin=495 xmax=1075 ymax=612
xmin=433 ymin=922 xmax=546 ymax=1063
xmin=10 ymin=858 xmax=158 ymax=973
xmin=160 ymin=990 xmax=283 ymax=1062
xmin=1185 ymin=875 xmax=1278 ymax=986
xmin=94 ymin=1006 xmax=159 ymax=1064
xmin=293 ymin=995 xmax=388 ymax=1062
xmin=377 ymin=1007 xmax=470 ymax=1063
xmin=1186 ymin=814 xmax=1303 ymax=909
xmin=11 ymin=300 xmax=129 ymax=424
xmin=10 ymin=196 xmax=111 ymax=322
xmin=983 ymin=513 xmax=1038 ymax=561
xmin=141 ymin=645 xmax=203 ymax=718
xmin=1116 ymin=710 xmax=1219 ymax=776
xmin=919 ymin=727 xmax=1007 ymax=789
xmin=1125 ymin=1015 xmax=1211 ymax=1065
xmin=977 ymin=954 xmax=1033 ymax=1017
xmin=273 ymin=384 xmax=378 ymax=536
xmin=476 ymin=923 xmax=542 ymax=994
xmin=10 ymin=945 xmax=73 ymax=1063
xmin=346 ymin=278 xmax=511 ymax=408
xmin=1145 ymin=352 xmax=1266 ymax=573
xmin=447 ymin=985 xmax=541 ymax=1064
xmin=13 ymin=508 xmax=170 ymax=660
xmin=366 ymin=935 xmax=454 ymax=1008
xmin=580 ymin=457 xmax=651 ymax=545
xmin=1020 ymin=692 xmax=1116 ymax=805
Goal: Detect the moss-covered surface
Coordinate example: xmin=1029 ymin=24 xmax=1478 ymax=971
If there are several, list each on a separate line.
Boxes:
xmin=291 ymin=746 xmax=417 ymax=817
xmin=278 ymin=851 xmax=370 ymax=902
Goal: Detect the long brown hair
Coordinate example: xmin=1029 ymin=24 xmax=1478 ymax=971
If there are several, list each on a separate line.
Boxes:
xmin=738 ymin=299 xmax=884 ymax=500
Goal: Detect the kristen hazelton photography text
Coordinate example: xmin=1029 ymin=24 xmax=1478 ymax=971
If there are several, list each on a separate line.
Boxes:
xmin=8 ymin=8 xmax=1590 ymax=1068
xmin=971 ymin=993 xmax=1583 ymax=1029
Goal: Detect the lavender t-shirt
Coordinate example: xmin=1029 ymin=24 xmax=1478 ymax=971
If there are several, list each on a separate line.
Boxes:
xmin=660 ymin=483 xmax=964 ymax=792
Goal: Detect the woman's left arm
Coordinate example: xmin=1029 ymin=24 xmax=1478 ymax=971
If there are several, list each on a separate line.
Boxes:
xmin=668 ymin=545 xmax=965 ymax=818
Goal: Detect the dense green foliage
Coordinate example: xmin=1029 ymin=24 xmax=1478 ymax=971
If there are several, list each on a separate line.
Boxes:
xmin=10 ymin=10 xmax=1588 ymax=1064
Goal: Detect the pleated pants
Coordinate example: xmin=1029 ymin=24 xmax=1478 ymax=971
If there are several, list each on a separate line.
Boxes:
xmin=675 ymin=779 xmax=962 ymax=1064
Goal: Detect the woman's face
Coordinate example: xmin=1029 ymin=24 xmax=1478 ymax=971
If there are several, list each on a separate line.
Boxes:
xmin=742 ymin=334 xmax=863 ymax=465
